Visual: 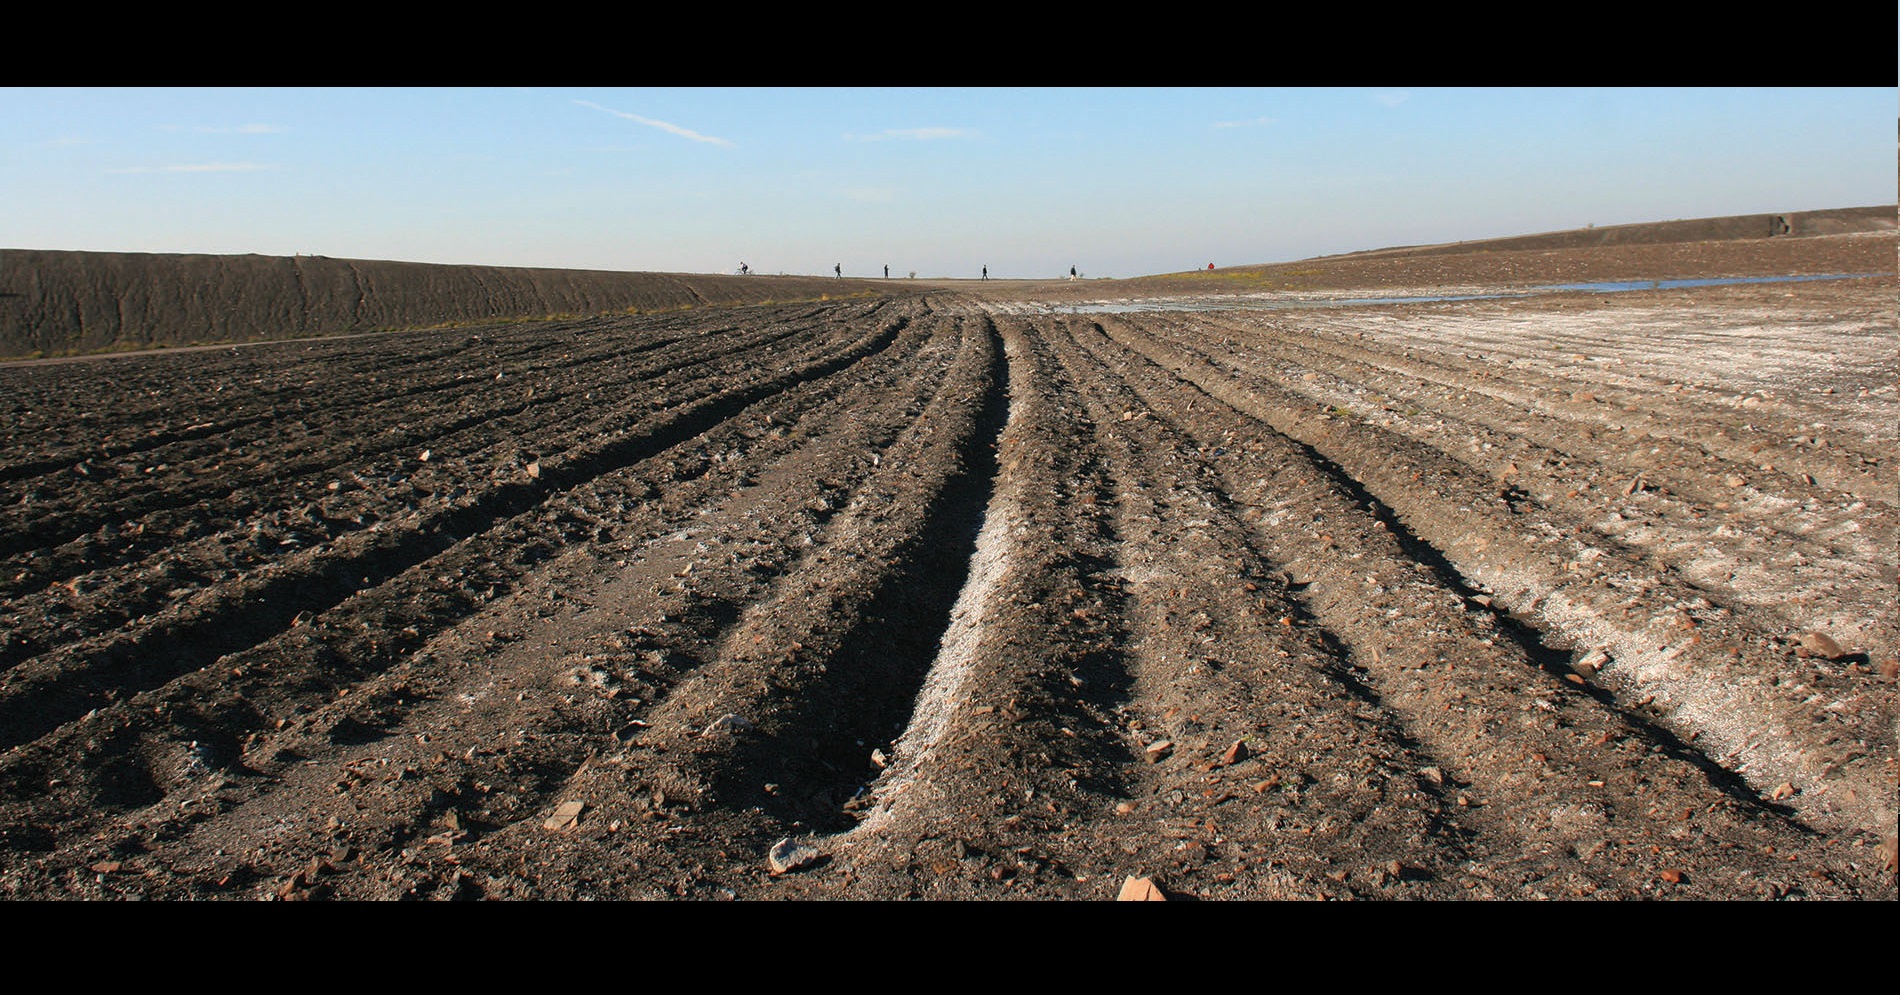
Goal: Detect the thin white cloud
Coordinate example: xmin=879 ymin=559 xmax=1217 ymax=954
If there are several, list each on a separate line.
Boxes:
xmin=1372 ymin=90 xmax=1411 ymax=107
xmin=845 ymin=127 xmax=977 ymax=142
xmin=1212 ymin=116 xmax=1276 ymax=129
xmin=575 ymin=100 xmax=732 ymax=147
xmin=106 ymin=162 xmax=278 ymax=174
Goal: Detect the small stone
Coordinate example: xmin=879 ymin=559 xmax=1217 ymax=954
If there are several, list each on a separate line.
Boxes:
xmin=525 ymin=461 xmax=542 ymax=479
xmin=1659 ymin=868 xmax=1684 ymax=884
xmin=1770 ymin=782 xmax=1796 ymax=802
xmin=1143 ymin=740 xmax=1173 ymax=763
xmin=1220 ymin=740 xmax=1248 ymax=766
xmin=543 ymin=799 xmax=585 ymax=831
xmin=1419 ymin=766 xmax=1445 ymax=785
xmin=702 ymin=713 xmax=755 ymax=737
xmin=767 ymin=838 xmax=820 ymax=875
xmin=1797 ymin=631 xmax=1846 ymax=660
xmin=1117 ymin=875 xmax=1167 ymax=901
xmin=1725 ymin=475 xmax=1746 ymax=488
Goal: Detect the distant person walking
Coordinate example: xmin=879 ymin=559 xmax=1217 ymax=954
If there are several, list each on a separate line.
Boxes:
xmin=884 ymin=264 xmax=889 ymax=278
xmin=982 ymin=265 xmax=988 ymax=281
xmin=835 ymin=263 xmax=841 ymax=278
xmin=1070 ymin=265 xmax=1077 ymax=281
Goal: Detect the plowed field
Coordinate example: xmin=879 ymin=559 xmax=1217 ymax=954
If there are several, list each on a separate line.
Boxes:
xmin=2 ymin=237 xmax=1894 ymax=900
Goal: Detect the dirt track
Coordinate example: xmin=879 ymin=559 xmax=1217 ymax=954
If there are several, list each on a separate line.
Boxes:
xmin=0 ymin=236 xmax=1893 ymax=900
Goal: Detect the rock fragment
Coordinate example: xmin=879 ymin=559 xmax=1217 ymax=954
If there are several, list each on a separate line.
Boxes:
xmin=1117 ymin=875 xmax=1167 ymax=901
xmin=1796 ymin=631 xmax=1846 ymax=660
xmin=543 ymin=799 xmax=585 ymax=831
xmin=767 ymin=838 xmax=820 ymax=875
xmin=702 ymin=713 xmax=754 ymax=737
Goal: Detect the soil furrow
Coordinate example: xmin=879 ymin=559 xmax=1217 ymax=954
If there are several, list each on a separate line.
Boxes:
xmin=1088 ymin=311 xmax=1895 ymax=841
xmin=5 ymin=312 xmax=952 ymax=893
xmin=811 ymin=310 xmax=1142 ymax=898
xmin=2 ymin=231 xmax=1891 ymax=900
xmin=1154 ymin=310 xmax=1893 ymax=620
xmin=0 ymin=311 xmax=913 ymax=753
xmin=1064 ymin=313 xmax=1882 ymax=897
xmin=0 ymin=308 xmax=848 ymax=568
xmin=1036 ymin=311 xmax=1473 ymax=897
xmin=0 ymin=308 xmax=883 ymax=647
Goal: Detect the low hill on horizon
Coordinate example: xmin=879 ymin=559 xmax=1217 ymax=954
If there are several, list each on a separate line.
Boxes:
xmin=0 ymin=253 xmax=895 ymax=360
xmin=1071 ymin=205 xmax=1895 ymax=299
xmin=4 ymin=205 xmax=1892 ymax=359
xmin=1320 ymin=205 xmax=1896 ymax=260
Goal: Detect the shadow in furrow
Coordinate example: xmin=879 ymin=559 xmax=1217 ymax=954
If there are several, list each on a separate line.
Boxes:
xmin=712 ymin=323 xmax=1011 ymax=832
xmin=0 ymin=318 xmax=909 ymax=753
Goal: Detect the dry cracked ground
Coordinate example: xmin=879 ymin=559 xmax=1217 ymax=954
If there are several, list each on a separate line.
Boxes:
xmin=0 ymin=240 xmax=1894 ymax=900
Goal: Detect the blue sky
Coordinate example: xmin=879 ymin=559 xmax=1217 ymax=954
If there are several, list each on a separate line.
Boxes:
xmin=4 ymin=87 xmax=1892 ymax=279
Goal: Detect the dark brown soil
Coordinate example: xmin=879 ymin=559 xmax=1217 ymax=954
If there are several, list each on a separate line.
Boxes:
xmin=0 ymin=251 xmax=901 ymax=359
xmin=0 ymin=221 xmax=1892 ymax=900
